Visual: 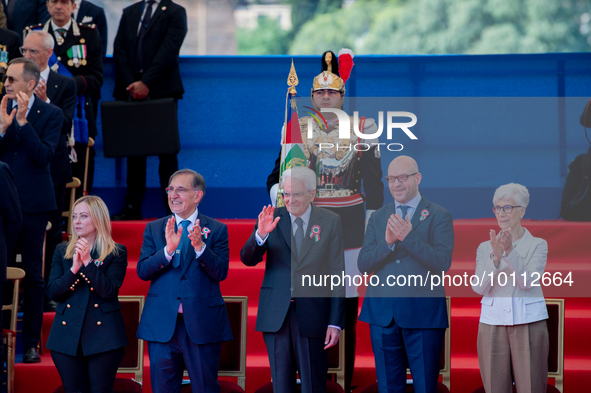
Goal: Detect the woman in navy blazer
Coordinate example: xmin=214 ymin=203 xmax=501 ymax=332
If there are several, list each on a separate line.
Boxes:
xmin=47 ymin=195 xmax=128 ymax=393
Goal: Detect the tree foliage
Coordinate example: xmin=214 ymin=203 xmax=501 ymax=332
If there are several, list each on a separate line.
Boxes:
xmin=237 ymin=0 xmax=591 ymax=55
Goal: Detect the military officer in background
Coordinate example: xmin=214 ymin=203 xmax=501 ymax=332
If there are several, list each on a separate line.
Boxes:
xmin=24 ymin=0 xmax=102 ymax=196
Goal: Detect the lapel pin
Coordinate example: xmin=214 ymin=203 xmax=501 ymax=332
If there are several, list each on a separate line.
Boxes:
xmin=309 ymin=225 xmax=321 ymax=242
xmin=37 ymin=110 xmax=40 ymax=113
xmin=162 ymin=6 xmax=167 ymax=10
xmin=420 ymin=209 xmax=429 ymax=221
xmin=201 ymin=227 xmax=211 ymax=239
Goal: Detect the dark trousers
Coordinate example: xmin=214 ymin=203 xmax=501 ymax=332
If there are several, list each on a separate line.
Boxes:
xmin=9 ymin=211 xmax=50 ymax=348
xmin=51 ymin=344 xmax=125 ymax=393
xmin=263 ymin=302 xmax=328 ymax=393
xmin=71 ymin=143 xmax=95 ymax=199
xmin=125 ymin=153 xmax=178 ymax=209
xmin=45 ymin=183 xmax=66 ymax=282
xmin=147 ymin=315 xmax=222 ymax=393
xmin=345 ymin=297 xmax=359 ymax=390
xmin=369 ymin=321 xmax=445 ymax=393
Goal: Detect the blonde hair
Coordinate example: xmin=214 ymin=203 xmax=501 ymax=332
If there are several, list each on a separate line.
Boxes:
xmin=65 ymin=196 xmax=119 ymax=261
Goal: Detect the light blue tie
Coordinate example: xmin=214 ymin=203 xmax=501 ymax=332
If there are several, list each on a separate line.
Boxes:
xmin=399 ymin=205 xmax=409 ymax=220
xmin=172 ymin=220 xmax=191 ymax=268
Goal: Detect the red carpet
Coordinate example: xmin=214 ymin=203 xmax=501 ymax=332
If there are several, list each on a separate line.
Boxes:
xmin=15 ymin=219 xmax=591 ymax=392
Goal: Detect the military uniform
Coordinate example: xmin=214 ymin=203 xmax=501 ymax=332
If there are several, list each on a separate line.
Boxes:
xmin=25 ymin=19 xmax=103 ymax=195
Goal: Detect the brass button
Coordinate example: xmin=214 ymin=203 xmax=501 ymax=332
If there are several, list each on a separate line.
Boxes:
xmin=90 ymin=287 xmax=94 ymax=291
xmin=97 ymin=321 xmax=101 ymax=326
xmin=94 ymin=304 xmax=98 ymax=308
xmin=62 ymin=321 xmax=66 ymax=325
xmin=67 ymin=304 xmax=71 ymax=308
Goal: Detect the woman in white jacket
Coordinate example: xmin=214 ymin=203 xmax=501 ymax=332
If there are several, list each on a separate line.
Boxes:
xmin=472 ymin=183 xmax=549 ymax=393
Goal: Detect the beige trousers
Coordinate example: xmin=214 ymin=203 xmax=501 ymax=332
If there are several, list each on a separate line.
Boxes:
xmin=477 ymin=320 xmax=549 ymax=393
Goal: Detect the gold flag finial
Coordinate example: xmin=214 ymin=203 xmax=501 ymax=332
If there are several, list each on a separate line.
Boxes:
xmin=287 ymin=59 xmax=299 ymax=96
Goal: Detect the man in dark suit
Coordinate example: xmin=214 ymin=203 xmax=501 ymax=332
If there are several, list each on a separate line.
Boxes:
xmin=137 ymin=169 xmax=232 ymax=392
xmin=22 ymin=30 xmax=76 ymax=308
xmin=111 ymin=0 xmax=187 ymax=220
xmin=0 ymin=27 xmax=21 ymax=63
xmin=25 ymin=0 xmax=103 ymax=197
xmin=241 ymin=167 xmax=346 ymax=393
xmin=73 ymin=0 xmax=107 ymax=58
xmin=0 ymin=161 xmax=22 ymax=368
xmin=358 ymin=155 xmax=454 ymax=393
xmin=0 ymin=57 xmax=62 ymax=362
xmin=2 ymin=0 xmax=49 ymax=39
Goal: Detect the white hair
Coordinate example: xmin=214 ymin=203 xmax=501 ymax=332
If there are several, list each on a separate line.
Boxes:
xmin=26 ymin=31 xmax=55 ymax=50
xmin=281 ymin=167 xmax=316 ymax=191
xmin=493 ymin=183 xmax=530 ymax=208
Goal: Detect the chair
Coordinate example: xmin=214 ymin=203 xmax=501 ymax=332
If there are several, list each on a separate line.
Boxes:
xmin=52 ymin=295 xmax=145 ymax=393
xmin=62 ymin=177 xmax=81 ymax=239
xmin=181 ymin=296 xmax=248 ymax=392
xmin=470 ymin=298 xmax=565 ymax=393
xmin=83 ymin=137 xmax=94 ymax=196
xmin=253 ymin=331 xmax=346 ymax=393
xmin=359 ymin=297 xmax=451 ymax=393
xmin=3 ymin=267 xmax=25 ymax=393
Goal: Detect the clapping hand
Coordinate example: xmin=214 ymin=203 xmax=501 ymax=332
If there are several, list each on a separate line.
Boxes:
xmin=188 ymin=219 xmax=204 ymax=251
xmin=165 ymin=217 xmax=182 ymax=255
xmin=15 ymin=92 xmax=29 ymax=127
xmin=0 ymin=96 xmax=16 ymax=136
xmin=256 ymin=205 xmax=280 ymax=239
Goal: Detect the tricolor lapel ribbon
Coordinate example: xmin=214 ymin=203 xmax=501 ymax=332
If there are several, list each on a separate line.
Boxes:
xmin=309 ymin=225 xmax=321 ymax=242
xmin=93 ymin=259 xmax=103 ymax=267
xmin=201 ymin=227 xmax=211 ymax=240
xmin=420 ymin=209 xmax=429 ymax=221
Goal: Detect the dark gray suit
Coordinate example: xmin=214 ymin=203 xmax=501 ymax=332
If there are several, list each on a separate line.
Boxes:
xmin=241 ymin=204 xmax=346 ymax=392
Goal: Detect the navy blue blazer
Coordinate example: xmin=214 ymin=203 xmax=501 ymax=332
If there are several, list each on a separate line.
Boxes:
xmin=358 ymin=195 xmax=454 ymax=329
xmin=75 ymin=0 xmax=108 ymax=58
xmin=46 ymin=243 xmax=129 ymax=356
xmin=0 ymin=96 xmax=62 ymax=213
xmin=112 ymin=0 xmax=186 ymax=100
xmin=240 ymin=205 xmax=346 ymax=338
xmin=0 ymin=161 xmax=22 ymax=282
xmin=45 ymin=70 xmax=76 ymax=185
xmin=2 ymin=0 xmax=49 ymax=39
xmin=136 ymin=213 xmax=232 ymax=345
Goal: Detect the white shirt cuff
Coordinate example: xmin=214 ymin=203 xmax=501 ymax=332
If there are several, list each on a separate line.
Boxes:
xmin=255 ymin=231 xmax=269 ymax=245
xmin=328 ymin=325 xmax=341 ymax=331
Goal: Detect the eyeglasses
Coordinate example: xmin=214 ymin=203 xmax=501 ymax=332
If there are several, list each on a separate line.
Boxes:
xmin=1 ymin=75 xmax=18 ymax=84
xmin=313 ymin=90 xmax=341 ymax=97
xmin=385 ymin=173 xmax=418 ymax=183
xmin=19 ymin=47 xmax=39 ymax=55
xmin=492 ymin=205 xmax=522 ymax=214
xmin=165 ymin=187 xmax=199 ymax=196
xmin=282 ymin=191 xmax=311 ymax=199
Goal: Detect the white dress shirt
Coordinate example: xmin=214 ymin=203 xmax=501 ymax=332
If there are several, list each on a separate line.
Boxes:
xmin=137 ymin=0 xmax=161 ymax=35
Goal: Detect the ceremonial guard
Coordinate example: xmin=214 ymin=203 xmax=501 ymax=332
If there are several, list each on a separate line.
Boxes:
xmin=267 ymin=49 xmax=384 ymax=392
xmin=24 ymin=0 xmax=103 ymax=195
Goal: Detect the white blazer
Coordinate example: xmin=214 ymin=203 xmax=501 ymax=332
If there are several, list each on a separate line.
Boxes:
xmin=472 ymin=228 xmax=549 ymax=326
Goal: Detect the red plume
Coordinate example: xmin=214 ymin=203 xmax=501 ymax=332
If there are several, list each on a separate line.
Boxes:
xmin=338 ymin=48 xmax=354 ymax=85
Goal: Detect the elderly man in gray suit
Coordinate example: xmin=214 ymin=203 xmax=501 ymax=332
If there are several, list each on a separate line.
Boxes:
xmin=241 ymin=166 xmax=346 ymax=393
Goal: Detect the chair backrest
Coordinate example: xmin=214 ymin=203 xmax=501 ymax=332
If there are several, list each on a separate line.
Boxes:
xmin=327 ymin=330 xmax=345 ymax=389
xmin=62 ymin=177 xmax=82 ymax=236
xmin=184 ymin=296 xmax=248 ymax=390
xmin=83 ymin=138 xmax=95 ymax=194
xmin=3 ymin=268 xmax=26 ymax=333
xmin=118 ymin=295 xmax=145 ymax=383
xmin=545 ymin=299 xmax=565 ymax=392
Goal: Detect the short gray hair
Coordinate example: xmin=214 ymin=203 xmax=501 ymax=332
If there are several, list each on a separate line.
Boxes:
xmin=8 ymin=58 xmax=40 ymax=85
xmin=26 ymin=30 xmax=55 ymax=50
xmin=493 ymin=183 xmax=530 ymax=208
xmin=281 ymin=167 xmax=316 ymax=191
xmin=169 ymin=169 xmax=206 ymax=193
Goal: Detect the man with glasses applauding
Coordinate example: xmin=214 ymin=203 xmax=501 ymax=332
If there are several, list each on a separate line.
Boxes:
xmin=358 ymin=155 xmax=454 ymax=393
xmin=0 ymin=57 xmax=62 ymax=363
xmin=136 ymin=169 xmax=232 ymax=393
xmin=241 ymin=166 xmax=346 ymax=393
